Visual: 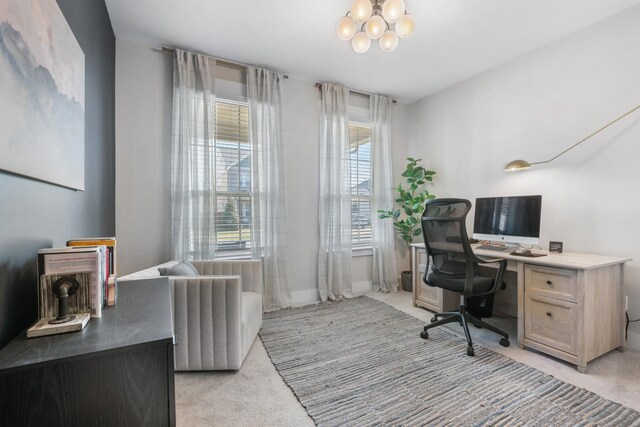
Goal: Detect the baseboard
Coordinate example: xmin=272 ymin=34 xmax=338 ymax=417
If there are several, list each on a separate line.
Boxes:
xmin=289 ymin=281 xmax=373 ymax=307
xmin=290 ymin=289 xmax=320 ymax=306
xmin=353 ymin=281 xmax=372 ymax=294
xmin=626 ymin=330 xmax=640 ymax=352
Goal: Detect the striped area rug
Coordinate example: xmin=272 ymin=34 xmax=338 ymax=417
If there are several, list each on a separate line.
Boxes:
xmin=260 ymin=297 xmax=640 ymax=427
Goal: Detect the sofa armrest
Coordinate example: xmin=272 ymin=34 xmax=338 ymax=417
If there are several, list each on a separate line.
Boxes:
xmin=191 ymin=260 xmax=263 ymax=295
xmin=168 ymin=275 xmax=243 ymax=370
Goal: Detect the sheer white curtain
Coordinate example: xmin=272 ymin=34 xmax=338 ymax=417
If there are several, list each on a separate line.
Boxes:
xmin=318 ymin=83 xmax=353 ymax=301
xmin=247 ymin=67 xmax=291 ymax=311
xmin=370 ymin=94 xmax=398 ymax=292
xmin=171 ymin=49 xmax=216 ymax=260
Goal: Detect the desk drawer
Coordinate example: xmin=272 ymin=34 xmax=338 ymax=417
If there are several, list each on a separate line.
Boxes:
xmin=525 ymin=294 xmax=578 ymax=355
xmin=525 ymin=265 xmax=578 ymax=302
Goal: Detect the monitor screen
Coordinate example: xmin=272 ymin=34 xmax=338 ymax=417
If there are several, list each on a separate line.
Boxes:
xmin=473 ymin=195 xmax=542 ymax=245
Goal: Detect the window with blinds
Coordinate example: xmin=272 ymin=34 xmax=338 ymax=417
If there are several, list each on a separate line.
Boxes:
xmin=349 ymin=123 xmax=372 ymax=246
xmin=213 ymin=99 xmax=252 ymax=252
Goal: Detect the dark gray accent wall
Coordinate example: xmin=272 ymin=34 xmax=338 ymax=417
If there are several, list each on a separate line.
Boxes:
xmin=0 ymin=0 xmax=115 ymax=349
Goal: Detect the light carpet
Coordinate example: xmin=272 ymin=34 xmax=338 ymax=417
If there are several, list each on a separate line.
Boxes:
xmin=260 ymin=296 xmax=640 ymax=427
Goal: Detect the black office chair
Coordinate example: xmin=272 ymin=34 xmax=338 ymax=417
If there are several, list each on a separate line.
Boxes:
xmin=420 ymin=198 xmax=510 ymax=356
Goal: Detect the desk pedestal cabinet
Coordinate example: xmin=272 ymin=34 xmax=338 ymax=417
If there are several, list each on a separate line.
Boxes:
xmin=412 ymin=246 xmax=459 ymax=313
xmin=519 ymin=263 xmax=625 ymax=373
xmin=0 ymin=278 xmax=176 ymax=426
xmin=411 ymin=243 xmax=628 ymax=373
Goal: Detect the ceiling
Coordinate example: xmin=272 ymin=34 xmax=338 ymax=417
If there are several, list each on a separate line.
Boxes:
xmin=105 ymin=0 xmax=640 ymax=103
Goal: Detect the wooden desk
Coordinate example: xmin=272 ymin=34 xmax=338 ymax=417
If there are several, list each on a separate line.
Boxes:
xmin=411 ymin=243 xmax=630 ymax=373
xmin=0 ymin=278 xmax=176 ymax=426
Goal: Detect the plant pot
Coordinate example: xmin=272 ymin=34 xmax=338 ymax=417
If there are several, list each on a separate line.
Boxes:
xmin=401 ymin=271 xmax=413 ymax=292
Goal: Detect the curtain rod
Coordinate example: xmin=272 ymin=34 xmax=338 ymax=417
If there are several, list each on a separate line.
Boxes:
xmin=314 ymin=82 xmax=397 ymax=104
xmin=161 ymin=47 xmax=289 ymax=79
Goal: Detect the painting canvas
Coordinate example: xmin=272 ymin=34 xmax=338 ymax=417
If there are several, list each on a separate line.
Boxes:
xmin=0 ymin=0 xmax=85 ymax=190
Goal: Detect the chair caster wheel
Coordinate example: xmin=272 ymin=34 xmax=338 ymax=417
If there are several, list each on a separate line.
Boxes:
xmin=420 ymin=331 xmax=429 ymax=339
xmin=430 ymin=316 xmax=438 ymax=323
xmin=473 ymin=322 xmax=482 ymax=329
xmin=500 ymin=338 xmax=510 ymax=347
xmin=467 ymin=346 xmax=475 ymax=356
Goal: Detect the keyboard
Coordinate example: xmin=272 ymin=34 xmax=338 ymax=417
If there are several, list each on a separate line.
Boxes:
xmin=475 ymin=244 xmax=511 ymax=252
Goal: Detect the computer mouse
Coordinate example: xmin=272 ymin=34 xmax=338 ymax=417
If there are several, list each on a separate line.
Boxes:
xmin=521 ymin=249 xmax=532 ymax=256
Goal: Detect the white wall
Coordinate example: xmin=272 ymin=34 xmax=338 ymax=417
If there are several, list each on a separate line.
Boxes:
xmin=115 ymin=40 xmax=173 ymax=276
xmin=406 ymin=6 xmax=640 ymax=349
xmin=115 ymin=39 xmax=411 ymax=303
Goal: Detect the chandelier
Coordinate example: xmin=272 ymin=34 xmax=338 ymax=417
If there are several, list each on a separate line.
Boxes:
xmin=336 ymin=0 xmax=415 ymax=53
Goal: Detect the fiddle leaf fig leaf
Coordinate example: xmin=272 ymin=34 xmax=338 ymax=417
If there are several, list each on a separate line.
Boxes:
xmin=377 ymin=158 xmax=437 ymax=248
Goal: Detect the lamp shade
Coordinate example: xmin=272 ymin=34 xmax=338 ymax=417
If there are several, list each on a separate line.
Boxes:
xmin=379 ymin=30 xmax=399 ymax=52
xmin=352 ymin=31 xmax=371 ymax=53
xmin=337 ymin=16 xmax=357 ymax=40
xmin=365 ymin=15 xmax=386 ymax=39
xmin=351 ymin=0 xmax=373 ymax=22
xmin=382 ymin=0 xmax=405 ymax=23
xmin=395 ymin=13 xmax=415 ymax=38
xmin=504 ymin=159 xmax=531 ymax=172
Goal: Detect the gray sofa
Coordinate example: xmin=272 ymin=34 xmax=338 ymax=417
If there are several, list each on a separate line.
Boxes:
xmin=120 ymin=259 xmax=263 ymax=371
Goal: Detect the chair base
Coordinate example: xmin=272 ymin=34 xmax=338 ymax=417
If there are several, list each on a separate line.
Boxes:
xmin=420 ymin=304 xmax=510 ymax=355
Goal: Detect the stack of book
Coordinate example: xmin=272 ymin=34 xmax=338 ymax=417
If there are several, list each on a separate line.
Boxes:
xmin=67 ymin=237 xmax=117 ymax=308
xmin=28 ymin=237 xmax=117 ymax=338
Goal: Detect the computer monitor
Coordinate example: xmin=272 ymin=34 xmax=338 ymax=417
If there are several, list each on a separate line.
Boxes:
xmin=473 ymin=195 xmax=542 ymax=245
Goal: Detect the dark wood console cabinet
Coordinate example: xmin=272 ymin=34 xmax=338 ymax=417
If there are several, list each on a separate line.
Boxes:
xmin=0 ymin=278 xmax=175 ymax=426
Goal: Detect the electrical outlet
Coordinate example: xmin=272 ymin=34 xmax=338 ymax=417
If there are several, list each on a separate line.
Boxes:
xmin=625 ymin=295 xmax=629 ymax=312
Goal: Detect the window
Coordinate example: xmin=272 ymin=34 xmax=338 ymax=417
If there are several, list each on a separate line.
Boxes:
xmin=190 ymin=99 xmax=252 ymax=255
xmin=214 ymin=100 xmax=252 ymax=252
xmin=349 ymin=122 xmax=372 ymax=246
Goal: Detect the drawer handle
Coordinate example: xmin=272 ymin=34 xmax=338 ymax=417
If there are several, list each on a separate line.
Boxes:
xmin=546 ymin=312 xmax=553 ymax=318
xmin=546 ymin=280 xmax=553 ymax=286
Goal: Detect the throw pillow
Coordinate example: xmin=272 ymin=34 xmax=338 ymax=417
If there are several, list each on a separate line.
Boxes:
xmin=158 ymin=261 xmax=199 ymax=276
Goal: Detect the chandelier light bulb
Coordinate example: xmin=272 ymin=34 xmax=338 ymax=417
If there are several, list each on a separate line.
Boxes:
xmin=365 ymin=15 xmax=386 ymax=40
xmin=350 ymin=0 xmax=373 ymax=22
xmin=382 ymin=0 xmax=405 ymax=23
xmin=352 ymin=32 xmax=371 ymax=53
xmin=336 ymin=16 xmax=357 ymax=40
xmin=338 ymin=0 xmax=414 ymax=53
xmin=379 ymin=30 xmax=399 ymax=52
xmin=395 ymin=13 xmax=415 ymax=38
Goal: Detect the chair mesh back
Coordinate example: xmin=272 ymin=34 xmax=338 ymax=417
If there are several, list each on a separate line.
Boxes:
xmin=421 ymin=199 xmax=472 ymax=275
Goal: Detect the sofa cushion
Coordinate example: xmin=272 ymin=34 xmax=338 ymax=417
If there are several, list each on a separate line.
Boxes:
xmin=159 ymin=260 xmax=199 ymax=276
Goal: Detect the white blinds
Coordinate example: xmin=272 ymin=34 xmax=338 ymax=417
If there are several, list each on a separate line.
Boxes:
xmin=212 ymin=101 xmax=252 ymax=251
xmin=350 ymin=123 xmax=372 ymax=246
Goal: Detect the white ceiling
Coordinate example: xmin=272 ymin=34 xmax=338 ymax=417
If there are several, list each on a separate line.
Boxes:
xmin=105 ymin=0 xmax=640 ymax=103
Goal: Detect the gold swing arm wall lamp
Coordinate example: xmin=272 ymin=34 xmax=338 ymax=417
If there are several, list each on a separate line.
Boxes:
xmin=505 ymin=103 xmax=640 ymax=172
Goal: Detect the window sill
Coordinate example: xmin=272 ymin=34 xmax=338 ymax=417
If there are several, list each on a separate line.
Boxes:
xmin=353 ymin=246 xmax=373 ymax=257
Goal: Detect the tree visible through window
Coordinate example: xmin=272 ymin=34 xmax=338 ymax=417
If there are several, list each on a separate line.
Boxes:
xmin=350 ymin=123 xmax=372 ymax=246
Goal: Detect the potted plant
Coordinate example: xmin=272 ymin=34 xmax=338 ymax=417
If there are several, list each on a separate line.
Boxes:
xmin=378 ymin=158 xmax=436 ymax=292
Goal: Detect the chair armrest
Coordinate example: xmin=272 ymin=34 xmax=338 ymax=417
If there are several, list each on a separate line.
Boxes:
xmin=168 ymin=275 xmax=243 ymax=370
xmin=468 ymin=258 xmax=508 ymax=297
xmin=191 ymin=260 xmax=263 ymax=295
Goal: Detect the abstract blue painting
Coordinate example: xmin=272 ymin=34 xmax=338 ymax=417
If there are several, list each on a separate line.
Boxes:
xmin=0 ymin=0 xmax=85 ymax=190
